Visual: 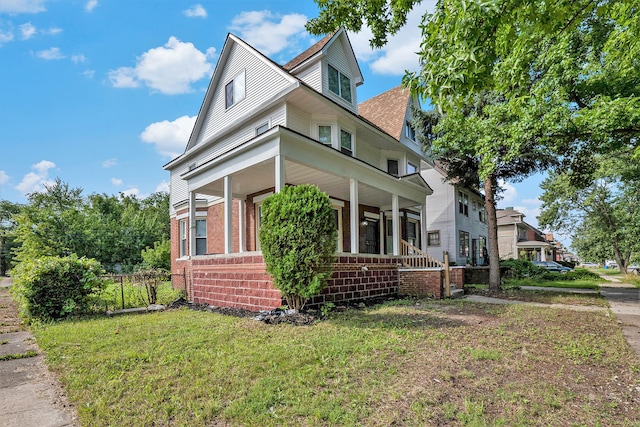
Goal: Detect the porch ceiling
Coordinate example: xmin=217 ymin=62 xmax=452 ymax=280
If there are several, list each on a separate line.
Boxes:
xmin=196 ymin=157 xmax=420 ymax=209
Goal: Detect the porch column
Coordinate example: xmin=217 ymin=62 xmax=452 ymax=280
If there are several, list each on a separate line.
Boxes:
xmin=188 ymin=191 xmax=196 ymax=257
xmin=541 ymin=247 xmax=547 ymax=261
xmin=420 ymin=200 xmax=428 ymax=252
xmin=223 ymin=175 xmax=233 ymax=254
xmin=275 ymin=155 xmax=285 ymax=193
xmin=349 ymin=178 xmax=359 ymax=253
xmin=392 ymin=194 xmax=400 ymax=256
xmin=238 ymin=199 xmax=245 ymax=253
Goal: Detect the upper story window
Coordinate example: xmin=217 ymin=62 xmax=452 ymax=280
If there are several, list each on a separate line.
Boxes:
xmin=255 ymin=122 xmax=269 ymax=136
xmin=458 ymin=191 xmax=469 ymax=216
xmin=225 ymin=69 xmax=246 ymax=109
xmin=340 ymin=129 xmax=353 ymax=156
xmin=405 ymin=121 xmax=416 ymax=140
xmin=407 ymin=161 xmax=418 ymax=174
xmin=387 ymin=159 xmax=399 ymax=177
xmin=328 ymin=64 xmax=352 ymax=103
xmin=318 ymin=125 xmax=332 ymax=146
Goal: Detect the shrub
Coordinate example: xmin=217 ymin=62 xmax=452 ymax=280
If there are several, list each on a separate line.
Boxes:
xmin=500 ymin=259 xmax=547 ymax=280
xmin=140 ymin=239 xmax=171 ymax=271
xmin=259 ymin=185 xmax=337 ymax=311
xmin=11 ymin=255 xmax=105 ymax=321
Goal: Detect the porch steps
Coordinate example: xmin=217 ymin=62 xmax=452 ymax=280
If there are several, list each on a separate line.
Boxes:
xmin=449 ymin=287 xmax=465 ymax=299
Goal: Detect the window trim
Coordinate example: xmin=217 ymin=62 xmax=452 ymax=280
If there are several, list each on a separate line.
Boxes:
xmin=427 ymin=231 xmax=440 ymax=247
xmin=179 ymin=219 xmax=187 ymax=257
xmin=195 ymin=218 xmax=207 ymax=256
xmin=340 ymin=128 xmax=353 ymax=156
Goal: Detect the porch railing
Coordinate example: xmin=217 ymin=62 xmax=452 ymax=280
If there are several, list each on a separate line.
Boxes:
xmin=400 ymin=239 xmax=444 ymax=268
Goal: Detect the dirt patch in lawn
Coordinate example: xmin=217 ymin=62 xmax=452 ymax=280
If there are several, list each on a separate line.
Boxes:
xmin=466 ymin=286 xmax=608 ymax=307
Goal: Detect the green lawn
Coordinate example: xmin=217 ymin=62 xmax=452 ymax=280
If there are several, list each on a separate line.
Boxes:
xmin=501 ymin=278 xmax=600 ymax=289
xmin=33 ymin=300 xmax=640 ymax=426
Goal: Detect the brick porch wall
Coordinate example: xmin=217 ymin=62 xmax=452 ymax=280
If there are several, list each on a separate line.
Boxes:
xmin=177 ymin=253 xmax=401 ymax=311
xmin=398 ymin=269 xmax=444 ymax=298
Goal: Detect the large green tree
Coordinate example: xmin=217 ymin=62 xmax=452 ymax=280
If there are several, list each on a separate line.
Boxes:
xmin=13 ymin=179 xmax=170 ymax=272
xmin=308 ymin=0 xmax=640 ymax=288
xmin=539 ymin=153 xmax=640 ymax=273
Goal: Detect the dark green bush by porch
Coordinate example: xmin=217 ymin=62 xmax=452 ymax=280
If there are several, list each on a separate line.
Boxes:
xmin=11 ymin=255 xmax=105 ymax=321
xmin=259 ymin=185 xmax=337 ymax=311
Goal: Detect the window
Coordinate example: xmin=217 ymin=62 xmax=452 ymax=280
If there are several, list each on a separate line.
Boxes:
xmin=332 ymin=206 xmax=343 ymax=252
xmin=405 ymin=121 xmax=416 ymax=140
xmin=318 ymin=125 xmax=332 ymax=146
xmin=195 ymin=218 xmax=207 ymax=255
xmin=458 ymin=191 xmax=469 ymax=216
xmin=328 ymin=64 xmax=352 ymax=103
xmin=472 ymin=201 xmax=477 ymax=211
xmin=459 ymin=230 xmax=470 ymax=257
xmin=427 ymin=231 xmax=440 ymax=246
xmin=179 ymin=219 xmax=187 ymax=257
xmin=387 ymin=159 xmax=399 ymax=176
xmin=407 ymin=161 xmax=418 ymax=174
xmin=407 ymin=220 xmax=418 ymax=247
xmin=340 ymin=129 xmax=352 ymax=155
xmin=255 ymin=122 xmax=269 ymax=136
xmin=479 ymin=206 xmax=486 ymax=222
xmin=225 ymin=69 xmax=246 ymax=109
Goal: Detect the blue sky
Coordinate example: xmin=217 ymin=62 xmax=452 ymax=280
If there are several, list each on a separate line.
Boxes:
xmin=0 ymin=0 xmax=558 ymax=245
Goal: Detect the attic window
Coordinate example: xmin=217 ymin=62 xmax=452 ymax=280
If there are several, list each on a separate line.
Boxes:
xmin=405 ymin=121 xmax=416 ymax=140
xmin=225 ymin=69 xmax=246 ymax=109
xmin=328 ymin=64 xmax=352 ymax=103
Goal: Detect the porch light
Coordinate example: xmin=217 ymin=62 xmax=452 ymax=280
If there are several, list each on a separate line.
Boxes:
xmin=360 ymin=218 xmax=369 ymax=227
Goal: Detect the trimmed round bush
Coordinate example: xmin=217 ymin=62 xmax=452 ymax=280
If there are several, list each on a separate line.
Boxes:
xmin=11 ymin=255 xmax=105 ymax=321
xmin=259 ymin=185 xmax=337 ymax=311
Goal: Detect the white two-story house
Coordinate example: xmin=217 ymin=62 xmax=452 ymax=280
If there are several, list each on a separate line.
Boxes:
xmin=164 ymin=29 xmax=451 ymax=310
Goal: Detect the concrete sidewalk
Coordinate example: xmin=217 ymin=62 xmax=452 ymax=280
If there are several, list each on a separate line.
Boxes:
xmin=0 ymin=277 xmax=78 ymax=427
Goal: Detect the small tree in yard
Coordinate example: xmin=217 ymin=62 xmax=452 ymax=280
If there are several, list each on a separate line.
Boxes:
xmin=259 ymin=185 xmax=337 ymax=311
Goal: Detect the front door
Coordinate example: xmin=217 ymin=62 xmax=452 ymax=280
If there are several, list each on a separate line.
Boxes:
xmin=471 ymin=238 xmax=478 ymax=266
xmin=385 ymin=218 xmax=393 ymax=254
xmin=364 ymin=221 xmax=379 ymax=254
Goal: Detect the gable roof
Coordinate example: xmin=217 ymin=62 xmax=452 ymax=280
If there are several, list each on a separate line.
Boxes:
xmin=283 ymin=32 xmax=335 ymax=71
xmin=358 ymin=85 xmax=411 ymax=140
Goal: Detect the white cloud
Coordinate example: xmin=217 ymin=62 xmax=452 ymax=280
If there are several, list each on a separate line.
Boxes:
xmin=85 ymin=0 xmax=98 ymax=12
xmin=155 ymin=181 xmax=170 ymax=193
xmin=0 ymin=0 xmax=47 ymax=14
xmin=183 ymin=4 xmax=206 ymax=18
xmin=348 ymin=1 xmax=436 ymax=76
xmin=41 ymin=26 xmax=61 ymax=35
xmin=81 ymin=69 xmax=95 ymax=79
xmin=0 ymin=29 xmax=13 ymax=45
xmin=108 ymin=36 xmax=214 ymax=95
xmin=19 ymin=22 xmax=36 ymax=39
xmin=102 ymin=158 xmax=117 ymax=168
xmin=0 ymin=170 xmax=9 ymax=185
xmin=35 ymin=46 xmax=64 ymax=60
xmin=121 ymin=187 xmax=140 ymax=197
xmin=71 ymin=54 xmax=86 ymax=63
xmin=229 ymin=11 xmax=308 ymax=56
xmin=111 ymin=178 xmax=123 ymax=186
xmin=498 ymin=179 xmax=518 ymax=205
xmin=140 ymin=115 xmax=195 ymax=158
xmin=16 ymin=160 xmax=56 ymax=194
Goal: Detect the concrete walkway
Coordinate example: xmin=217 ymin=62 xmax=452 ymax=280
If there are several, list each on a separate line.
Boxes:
xmin=0 ymin=277 xmax=78 ymax=427
xmin=464 ymin=279 xmax=640 ymax=359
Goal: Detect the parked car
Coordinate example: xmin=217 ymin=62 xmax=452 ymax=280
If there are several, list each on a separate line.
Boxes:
xmin=532 ymin=261 xmax=572 ymax=273
xmin=579 ymin=262 xmax=599 ymax=268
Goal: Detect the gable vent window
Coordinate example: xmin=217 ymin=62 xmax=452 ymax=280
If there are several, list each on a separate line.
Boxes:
xmin=328 ymin=64 xmax=352 ymax=103
xmin=225 ymin=69 xmax=246 ymax=109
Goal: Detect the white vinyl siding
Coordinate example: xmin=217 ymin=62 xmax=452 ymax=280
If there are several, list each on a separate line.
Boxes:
xmin=194 ymin=42 xmax=292 ymax=147
xmin=169 ymin=170 xmax=188 ymax=216
xmin=286 ymin=106 xmax=311 ymax=136
xmin=292 ymin=62 xmax=322 ymax=91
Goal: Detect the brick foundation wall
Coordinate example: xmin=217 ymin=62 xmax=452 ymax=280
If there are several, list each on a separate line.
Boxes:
xmin=398 ymin=269 xmax=444 ymax=298
xmin=450 ymin=267 xmax=465 ymax=287
xmin=308 ymin=255 xmax=399 ymax=307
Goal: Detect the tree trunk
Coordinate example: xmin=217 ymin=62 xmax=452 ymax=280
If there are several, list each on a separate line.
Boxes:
xmin=484 ymin=174 xmax=501 ymax=291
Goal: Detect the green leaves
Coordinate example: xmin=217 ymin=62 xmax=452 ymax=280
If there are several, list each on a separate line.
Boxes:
xmin=259 ymin=185 xmax=337 ymax=311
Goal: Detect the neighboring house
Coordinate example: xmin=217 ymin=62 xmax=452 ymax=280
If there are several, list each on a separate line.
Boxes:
xmin=164 ymin=29 xmax=447 ymax=310
xmin=496 ymin=208 xmax=551 ymax=261
xmin=421 ymin=164 xmax=489 ymax=266
xmin=357 ymin=87 xmax=489 ymax=267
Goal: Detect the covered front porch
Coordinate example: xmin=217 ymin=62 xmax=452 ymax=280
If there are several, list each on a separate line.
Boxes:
xmin=180 ymin=125 xmax=433 ymax=258
xmin=516 ymin=240 xmax=552 ymax=262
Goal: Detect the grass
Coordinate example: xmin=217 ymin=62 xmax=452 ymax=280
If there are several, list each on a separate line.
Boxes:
xmin=0 ymin=350 xmax=38 ymax=361
xmin=94 ymin=281 xmax=183 ymax=312
xmin=33 ymin=300 xmax=640 ymax=426
xmin=502 ymin=278 xmax=600 ymax=289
